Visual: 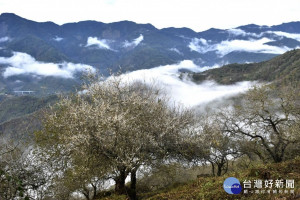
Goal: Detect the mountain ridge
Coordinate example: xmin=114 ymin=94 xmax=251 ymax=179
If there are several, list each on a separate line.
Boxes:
xmin=0 ymin=13 xmax=300 ymax=94
xmin=191 ymin=49 xmax=300 ymax=86
xmin=2 ymin=12 xmax=300 ymax=34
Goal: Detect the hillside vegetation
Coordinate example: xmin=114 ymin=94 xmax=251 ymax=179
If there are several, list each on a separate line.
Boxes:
xmin=0 ymin=95 xmax=57 ymax=138
xmin=191 ymin=49 xmax=300 ymax=86
xmin=98 ymin=157 xmax=300 ymax=200
xmin=0 ymin=95 xmax=57 ymax=123
xmin=1 ymin=49 xmax=300 ymax=199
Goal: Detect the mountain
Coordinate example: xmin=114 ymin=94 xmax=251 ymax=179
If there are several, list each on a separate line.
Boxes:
xmin=0 ymin=94 xmax=57 ymax=138
xmin=0 ymin=94 xmax=57 ymax=123
xmin=191 ymin=49 xmax=300 ymax=86
xmin=0 ymin=13 xmax=300 ymax=94
xmin=0 ymin=13 xmax=300 ymax=142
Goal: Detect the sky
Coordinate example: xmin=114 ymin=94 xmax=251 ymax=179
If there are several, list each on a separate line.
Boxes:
xmin=0 ymin=0 xmax=299 ymax=32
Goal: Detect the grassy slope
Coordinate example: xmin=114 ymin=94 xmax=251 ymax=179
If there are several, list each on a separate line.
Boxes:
xmin=99 ymin=157 xmax=300 ymax=200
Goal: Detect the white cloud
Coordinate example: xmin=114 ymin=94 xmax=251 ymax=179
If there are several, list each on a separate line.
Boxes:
xmin=227 ymin=29 xmax=247 ymax=36
xmin=188 ymin=38 xmax=212 ymax=53
xmin=169 ymin=48 xmax=183 ymax=55
xmin=269 ymin=31 xmax=300 ymax=42
xmin=189 ymin=37 xmax=294 ymax=56
xmin=215 ymin=38 xmax=293 ymax=56
xmin=118 ymin=60 xmax=254 ymax=107
xmin=227 ymin=29 xmax=264 ymax=38
xmin=53 ymin=36 xmax=63 ymax=42
xmin=86 ymin=37 xmax=112 ymax=50
xmin=0 ymin=52 xmax=95 ymax=78
xmin=197 ymin=64 xmax=221 ymax=72
xmin=123 ymin=34 xmax=144 ymax=48
xmin=0 ymin=37 xmax=10 ymax=43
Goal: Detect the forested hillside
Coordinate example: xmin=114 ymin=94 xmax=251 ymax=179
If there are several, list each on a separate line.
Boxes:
xmin=191 ymin=49 xmax=300 ymax=86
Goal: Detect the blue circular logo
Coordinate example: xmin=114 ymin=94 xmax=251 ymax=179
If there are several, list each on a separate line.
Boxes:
xmin=223 ymin=177 xmax=242 ymax=194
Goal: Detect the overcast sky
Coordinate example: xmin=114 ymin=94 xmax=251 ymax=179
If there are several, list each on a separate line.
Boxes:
xmin=0 ymin=0 xmax=299 ymax=32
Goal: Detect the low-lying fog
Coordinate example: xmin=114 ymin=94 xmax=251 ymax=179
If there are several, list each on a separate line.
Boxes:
xmin=0 ymin=52 xmax=256 ymax=108
xmin=119 ymin=60 xmax=256 ymax=108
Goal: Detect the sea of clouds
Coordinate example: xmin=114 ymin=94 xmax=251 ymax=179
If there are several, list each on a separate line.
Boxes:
xmin=118 ymin=60 xmax=255 ymax=107
xmin=4 ymin=30 xmax=298 ymax=107
xmin=0 ymin=52 xmax=253 ymax=107
xmin=0 ymin=52 xmax=95 ymax=78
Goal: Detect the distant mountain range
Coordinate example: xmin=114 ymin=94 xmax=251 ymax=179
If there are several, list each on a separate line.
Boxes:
xmin=0 ymin=13 xmax=300 ymax=94
xmin=2 ymin=48 xmax=300 ymax=139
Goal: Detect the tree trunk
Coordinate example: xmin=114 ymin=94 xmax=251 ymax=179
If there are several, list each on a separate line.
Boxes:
xmin=210 ymin=161 xmax=215 ymax=176
xmin=82 ymin=186 xmax=91 ymax=200
xmin=130 ymin=168 xmax=137 ymax=200
xmin=114 ymin=167 xmax=127 ymax=195
xmin=274 ymin=154 xmax=283 ymax=163
xmin=91 ymin=182 xmax=97 ymax=199
xmin=217 ymin=164 xmax=223 ymax=176
xmin=217 ymin=157 xmax=226 ymax=176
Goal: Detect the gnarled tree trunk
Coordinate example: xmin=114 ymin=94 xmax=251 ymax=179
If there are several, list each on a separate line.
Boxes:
xmin=129 ymin=168 xmax=137 ymax=200
xmin=114 ymin=166 xmax=127 ymax=195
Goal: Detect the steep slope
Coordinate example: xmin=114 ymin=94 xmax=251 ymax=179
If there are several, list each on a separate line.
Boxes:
xmin=0 ymin=94 xmax=57 ymax=123
xmin=144 ymin=158 xmax=300 ymax=200
xmin=0 ymin=95 xmax=58 ymax=138
xmin=8 ymin=35 xmax=69 ymax=62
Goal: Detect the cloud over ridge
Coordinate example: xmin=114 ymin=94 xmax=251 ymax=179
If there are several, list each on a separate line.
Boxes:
xmin=269 ymin=31 xmax=300 ymax=42
xmin=0 ymin=37 xmax=11 ymax=43
xmin=86 ymin=37 xmax=113 ymax=50
xmin=0 ymin=52 xmax=95 ymax=78
xmin=189 ymin=37 xmax=294 ymax=56
xmin=226 ymin=29 xmax=264 ymax=38
xmin=118 ymin=60 xmax=254 ymax=107
xmin=53 ymin=36 xmax=63 ymax=42
xmin=123 ymin=34 xmax=144 ymax=48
